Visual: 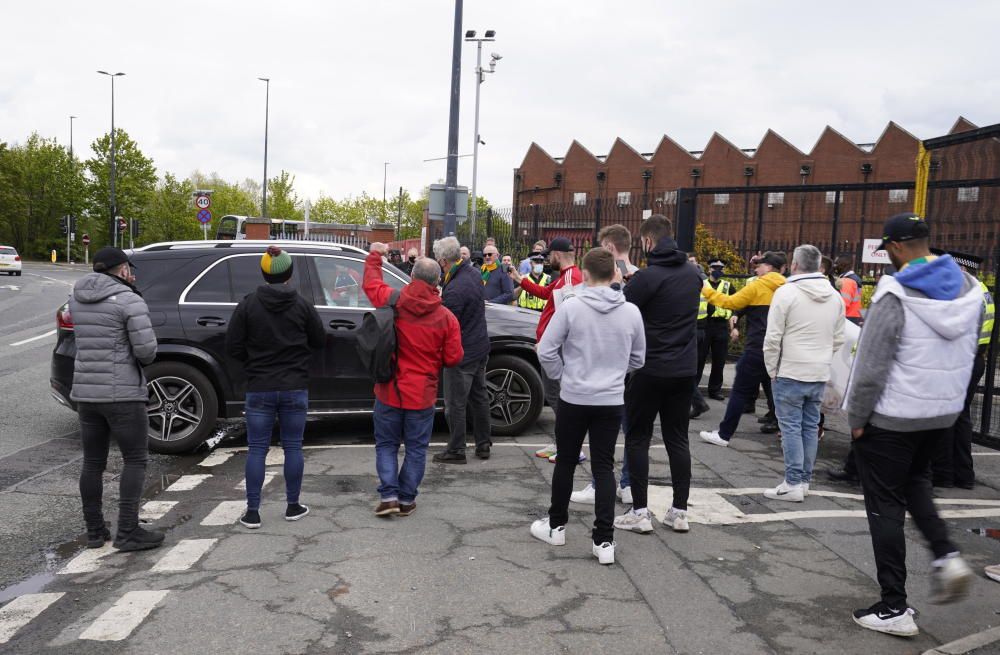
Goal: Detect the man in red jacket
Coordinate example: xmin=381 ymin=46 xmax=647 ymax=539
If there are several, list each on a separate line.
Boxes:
xmin=364 ymin=243 xmax=464 ymax=517
xmin=508 ymin=236 xmax=583 ymax=462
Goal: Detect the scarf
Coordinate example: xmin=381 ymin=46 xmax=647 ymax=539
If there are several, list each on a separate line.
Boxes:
xmin=443 ymin=260 xmax=463 ymax=285
xmin=480 ymin=261 xmax=497 ymax=284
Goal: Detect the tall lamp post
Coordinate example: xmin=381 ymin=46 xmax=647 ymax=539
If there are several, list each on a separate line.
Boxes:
xmin=258 ymin=77 xmax=270 ymax=218
xmin=464 ymin=30 xmax=499 ymax=242
xmin=443 ymin=0 xmax=463 ymax=237
xmin=68 ymin=115 xmax=77 ymax=262
xmin=97 ymin=71 xmax=124 ymax=247
xmin=383 ymin=161 xmax=390 ymax=220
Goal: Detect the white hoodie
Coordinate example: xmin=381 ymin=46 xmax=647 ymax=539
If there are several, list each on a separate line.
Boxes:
xmin=763 ymin=273 xmax=845 ymax=382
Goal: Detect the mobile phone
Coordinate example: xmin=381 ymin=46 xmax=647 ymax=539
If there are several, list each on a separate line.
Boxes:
xmin=616 ymin=260 xmax=629 ymax=277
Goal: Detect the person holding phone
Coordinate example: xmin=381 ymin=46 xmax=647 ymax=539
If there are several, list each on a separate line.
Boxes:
xmin=481 ymin=245 xmax=515 ymax=305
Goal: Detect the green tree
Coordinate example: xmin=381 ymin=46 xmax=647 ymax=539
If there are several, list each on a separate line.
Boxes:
xmin=188 ymin=171 xmax=260 ymax=232
xmin=84 ymin=129 xmax=157 ymax=248
xmin=266 ymin=170 xmax=303 ymax=221
xmin=143 ymin=173 xmax=201 ymax=243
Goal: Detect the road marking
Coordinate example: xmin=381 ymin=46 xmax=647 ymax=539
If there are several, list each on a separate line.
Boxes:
xmin=923 ymin=625 xmax=1000 ymax=655
xmin=265 ymin=447 xmax=284 ymax=466
xmin=0 ymin=593 xmax=64 ymax=644
xmin=198 ymin=451 xmax=234 ymax=467
xmin=140 ymin=501 xmax=178 ymax=521
xmin=973 ymin=452 xmax=1000 ymax=456
xmin=58 ymin=544 xmax=116 ymax=575
xmin=165 ymin=474 xmax=212 ymax=492
xmin=151 ymin=539 xmax=217 ymax=573
xmin=24 ymin=272 xmax=73 ymax=286
xmin=0 ymin=284 xmax=20 ymax=291
xmin=79 ymin=590 xmax=169 ymax=641
xmin=9 ymin=329 xmax=57 ymax=347
xmin=200 ymin=500 xmax=246 ymax=525
xmin=235 ymin=471 xmax=275 ymax=491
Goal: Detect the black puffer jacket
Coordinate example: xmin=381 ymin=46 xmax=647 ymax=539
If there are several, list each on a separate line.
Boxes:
xmin=624 ymin=237 xmax=702 ymax=378
xmin=441 ymin=260 xmax=489 ymax=364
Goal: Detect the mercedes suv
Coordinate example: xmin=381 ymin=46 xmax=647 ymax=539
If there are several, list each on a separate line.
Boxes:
xmin=50 ymin=240 xmax=544 ymax=454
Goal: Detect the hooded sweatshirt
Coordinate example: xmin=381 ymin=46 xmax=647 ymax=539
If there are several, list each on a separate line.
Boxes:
xmin=226 ymin=283 xmax=325 ymax=392
xmin=763 ymin=273 xmax=846 ymax=381
xmin=537 ymin=285 xmax=645 ymax=405
xmin=70 ymin=272 xmax=158 ymax=403
xmin=845 ymin=255 xmax=983 ymax=431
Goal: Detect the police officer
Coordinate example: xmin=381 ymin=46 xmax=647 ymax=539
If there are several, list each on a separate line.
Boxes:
xmin=703 ymin=257 xmax=733 ymax=401
xmin=514 ymin=254 xmax=550 ymax=311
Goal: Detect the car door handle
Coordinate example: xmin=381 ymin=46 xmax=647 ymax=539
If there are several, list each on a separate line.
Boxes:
xmin=197 ymin=317 xmax=227 ymax=327
xmin=328 ymin=320 xmax=356 ymax=330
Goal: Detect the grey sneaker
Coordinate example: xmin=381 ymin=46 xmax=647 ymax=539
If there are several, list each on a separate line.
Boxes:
xmin=613 ymin=509 xmax=653 ymax=534
xmin=663 ymin=507 xmax=690 ymax=532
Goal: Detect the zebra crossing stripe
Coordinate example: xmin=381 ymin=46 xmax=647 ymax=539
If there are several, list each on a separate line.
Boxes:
xmin=235 ymin=471 xmax=275 ymax=491
xmin=140 ymin=500 xmax=178 ymax=522
xmin=265 ymin=447 xmax=284 ymax=466
xmin=165 ymin=474 xmax=212 ymax=492
xmin=58 ymin=544 xmax=116 ymax=575
xmin=0 ymin=593 xmax=65 ymax=644
xmin=200 ymin=500 xmax=246 ymax=526
xmin=79 ymin=590 xmax=170 ymax=641
xmin=198 ymin=450 xmax=234 ymax=467
xmin=151 ymin=539 xmax=217 ymax=573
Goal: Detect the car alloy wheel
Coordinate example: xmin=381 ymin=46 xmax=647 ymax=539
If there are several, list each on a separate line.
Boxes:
xmin=486 ymin=368 xmax=533 ymax=427
xmin=147 ymin=376 xmax=205 ymax=444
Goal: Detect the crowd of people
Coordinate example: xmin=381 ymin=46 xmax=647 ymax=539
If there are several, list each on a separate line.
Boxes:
xmin=68 ymin=209 xmax=990 ymax=639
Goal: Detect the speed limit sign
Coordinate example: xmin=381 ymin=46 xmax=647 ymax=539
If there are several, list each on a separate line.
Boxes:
xmin=195 ymin=195 xmax=211 ymax=210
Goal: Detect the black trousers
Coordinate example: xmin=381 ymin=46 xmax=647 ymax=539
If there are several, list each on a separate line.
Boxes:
xmin=548 ymin=400 xmax=622 ymax=545
xmin=78 ymin=402 xmax=149 ymax=532
xmin=854 ymin=424 xmax=957 ymax=608
xmin=443 ymin=355 xmax=492 ymax=454
xmin=699 ymin=319 xmax=730 ymax=395
xmin=933 ymin=349 xmax=986 ymax=486
xmin=625 ymin=373 xmax=695 ymax=511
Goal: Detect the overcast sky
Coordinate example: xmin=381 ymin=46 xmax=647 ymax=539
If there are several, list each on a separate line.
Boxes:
xmin=3 ymin=1 xmax=997 ymax=211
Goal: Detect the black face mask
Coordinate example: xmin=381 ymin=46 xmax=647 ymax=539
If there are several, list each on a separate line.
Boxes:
xmin=408 ymin=256 xmax=416 ymax=263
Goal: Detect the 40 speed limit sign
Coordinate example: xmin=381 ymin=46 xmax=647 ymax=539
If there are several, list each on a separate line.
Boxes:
xmin=195 ymin=195 xmax=211 ymax=210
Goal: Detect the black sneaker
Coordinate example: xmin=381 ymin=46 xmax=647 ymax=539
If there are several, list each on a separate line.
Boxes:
xmin=689 ymin=401 xmax=710 ymax=419
xmin=757 ymin=412 xmax=775 ymax=424
xmin=285 ymin=504 xmax=310 ymax=521
xmin=475 ymin=446 xmax=491 ymax=460
xmin=826 ymin=468 xmax=860 ymax=483
xmin=240 ymin=509 xmax=262 ymax=529
xmin=113 ymin=526 xmax=166 ymax=551
xmin=852 ymin=601 xmax=918 ymax=637
xmin=432 ymin=451 xmax=467 ymax=464
xmin=760 ymin=420 xmax=780 ymax=434
xmin=86 ymin=521 xmax=111 ymax=549
xmin=708 ymin=391 xmax=726 ymax=401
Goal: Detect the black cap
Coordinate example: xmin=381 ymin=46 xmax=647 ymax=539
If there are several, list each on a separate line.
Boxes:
xmin=92 ymin=246 xmax=133 ymax=273
xmin=876 ymin=212 xmax=930 ymax=250
xmin=759 ymin=251 xmax=786 ymax=269
xmin=947 ymin=250 xmax=982 ymax=271
xmin=541 ymin=237 xmax=574 ymax=256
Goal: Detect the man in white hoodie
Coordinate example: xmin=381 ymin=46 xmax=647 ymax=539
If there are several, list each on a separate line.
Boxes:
xmin=762 ymin=244 xmax=845 ymax=503
xmin=531 ymin=247 xmax=646 ymax=565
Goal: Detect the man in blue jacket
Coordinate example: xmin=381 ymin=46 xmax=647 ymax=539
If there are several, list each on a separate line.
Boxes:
xmin=431 ymin=236 xmax=492 ymax=463
xmin=481 ymin=244 xmax=514 ymax=305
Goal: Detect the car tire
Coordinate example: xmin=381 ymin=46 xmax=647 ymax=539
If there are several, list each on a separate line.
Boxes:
xmin=15 ymin=271 xmax=21 ymax=276
xmin=486 ymin=353 xmax=543 ymax=436
xmin=144 ymin=361 xmax=219 ymax=454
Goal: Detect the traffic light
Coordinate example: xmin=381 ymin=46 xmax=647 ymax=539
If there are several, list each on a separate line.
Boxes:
xmin=60 ymin=216 xmax=69 ymax=235
xmin=69 ymin=215 xmax=77 ymax=234
xmin=131 ymin=220 xmax=141 ymax=239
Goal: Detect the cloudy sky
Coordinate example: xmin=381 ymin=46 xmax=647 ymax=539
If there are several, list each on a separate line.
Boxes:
xmin=3 ymin=1 xmax=997 ymax=211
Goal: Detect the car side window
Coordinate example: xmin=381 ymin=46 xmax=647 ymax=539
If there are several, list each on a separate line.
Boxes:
xmin=186 ymin=261 xmax=231 ymax=303
xmin=228 ymin=254 xmax=307 ymax=302
xmin=313 ymin=256 xmax=404 ymax=308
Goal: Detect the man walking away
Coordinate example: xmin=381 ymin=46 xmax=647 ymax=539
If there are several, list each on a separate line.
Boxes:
xmin=431 ymin=236 xmax=492 ymax=464
xmin=704 ymin=257 xmax=733 ymax=401
xmin=532 ymin=248 xmax=645 ymax=565
xmin=364 ymin=243 xmax=463 ymax=516
xmin=71 ymin=247 xmax=162 ymax=551
xmin=762 ymin=245 xmax=844 ymax=503
xmin=518 ymin=240 xmax=547 ymax=275
xmin=698 ymin=252 xmax=786 ymax=447
xmin=614 ymin=215 xmax=701 ymax=534
xmin=508 ymin=237 xmax=584 ymax=463
xmin=481 ymin=244 xmax=514 ymax=305
xmin=835 ymin=255 xmax=864 ymax=326
xmin=227 ymin=246 xmax=324 ymax=529
xmin=847 ymin=213 xmax=977 ymax=637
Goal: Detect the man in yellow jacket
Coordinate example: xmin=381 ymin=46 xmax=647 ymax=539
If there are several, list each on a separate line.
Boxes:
xmin=698 ymin=251 xmax=786 ymax=447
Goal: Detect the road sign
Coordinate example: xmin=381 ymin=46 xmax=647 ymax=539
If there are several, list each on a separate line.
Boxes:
xmin=195 ymin=195 xmax=211 ymax=210
xmin=861 ymin=238 xmax=891 ymax=264
xmin=197 ymin=209 xmax=212 ymax=225
xmin=118 ymin=218 xmax=127 ymax=233
xmin=82 ymin=234 xmax=91 ymax=246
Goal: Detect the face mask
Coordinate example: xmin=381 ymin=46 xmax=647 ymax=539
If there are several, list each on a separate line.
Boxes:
xmin=408 ymin=256 xmax=416 ymax=263
xmin=532 ymin=263 xmax=543 ymax=274
xmin=710 ymin=269 xmax=723 ymax=279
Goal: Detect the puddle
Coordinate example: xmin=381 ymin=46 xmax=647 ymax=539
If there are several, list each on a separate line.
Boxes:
xmin=968 ymin=527 xmax=1000 ymax=540
xmin=0 ymin=550 xmax=64 ymax=604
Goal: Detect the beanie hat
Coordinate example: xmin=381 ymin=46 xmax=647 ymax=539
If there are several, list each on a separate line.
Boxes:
xmin=261 ymin=245 xmax=293 ymax=283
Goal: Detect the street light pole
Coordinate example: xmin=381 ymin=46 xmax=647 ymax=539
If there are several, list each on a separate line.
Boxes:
xmin=97 ymin=71 xmax=124 ymax=247
xmin=443 ymin=0 xmax=463 ymax=237
xmin=259 ymin=77 xmax=270 ymax=218
xmin=465 ymin=30 xmax=498 ymax=242
xmin=68 ymin=115 xmax=76 ymax=263
xmin=69 ymin=115 xmax=76 ymax=161
xmin=383 ymin=161 xmax=390 ymax=219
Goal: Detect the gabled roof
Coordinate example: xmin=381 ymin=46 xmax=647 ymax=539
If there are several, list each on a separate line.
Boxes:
xmin=701 ymin=132 xmax=752 ymax=160
xmin=754 ymin=129 xmax=807 ymax=157
xmin=650 ymin=134 xmax=698 ymax=162
xmin=563 ymin=139 xmax=601 ymax=163
xmin=871 ymin=121 xmax=921 ymax=152
xmin=605 ymin=137 xmax=649 ymax=163
xmin=808 ymin=125 xmax=868 ymax=156
xmin=518 ymin=142 xmax=558 ymax=168
xmin=949 ymin=116 xmax=979 ymax=134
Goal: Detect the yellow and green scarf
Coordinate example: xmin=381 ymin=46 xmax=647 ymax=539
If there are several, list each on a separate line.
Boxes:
xmin=480 ymin=262 xmax=497 ymax=285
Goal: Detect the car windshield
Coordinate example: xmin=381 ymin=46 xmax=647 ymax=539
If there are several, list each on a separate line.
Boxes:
xmin=0 ymin=247 xmax=15 ymax=255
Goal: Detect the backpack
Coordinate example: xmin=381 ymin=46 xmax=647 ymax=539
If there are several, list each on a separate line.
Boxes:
xmin=355 ymin=289 xmax=401 ymax=384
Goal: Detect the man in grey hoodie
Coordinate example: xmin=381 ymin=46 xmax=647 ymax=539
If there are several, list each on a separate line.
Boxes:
xmin=846 ymin=213 xmax=978 ymax=637
xmin=70 ymin=247 xmax=162 ymax=552
xmin=531 ymin=247 xmax=645 ymax=565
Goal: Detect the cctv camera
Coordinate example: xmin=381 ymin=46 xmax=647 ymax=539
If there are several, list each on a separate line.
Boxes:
xmin=491 ymin=53 xmax=502 ymax=61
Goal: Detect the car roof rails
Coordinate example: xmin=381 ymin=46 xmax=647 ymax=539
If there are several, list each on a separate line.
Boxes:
xmin=136 ymin=240 xmax=368 ymax=254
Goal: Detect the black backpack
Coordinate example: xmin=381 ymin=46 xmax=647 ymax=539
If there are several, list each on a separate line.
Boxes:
xmin=355 ymin=289 xmax=401 ymax=384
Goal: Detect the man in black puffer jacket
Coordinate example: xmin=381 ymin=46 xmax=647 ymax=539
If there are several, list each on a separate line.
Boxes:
xmin=431 ymin=236 xmax=492 ymax=464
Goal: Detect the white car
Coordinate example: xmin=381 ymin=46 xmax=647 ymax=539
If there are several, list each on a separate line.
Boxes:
xmin=0 ymin=245 xmax=22 ymax=276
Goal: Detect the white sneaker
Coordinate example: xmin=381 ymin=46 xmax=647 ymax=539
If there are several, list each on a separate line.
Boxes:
xmin=534 ymin=443 xmax=557 ymax=459
xmin=613 ymin=508 xmax=653 ymax=534
xmin=571 ymin=483 xmax=596 ymax=505
xmin=930 ymin=553 xmax=973 ymax=604
xmin=617 ymin=485 xmax=633 ymax=505
xmin=530 ymin=518 xmax=566 ymax=546
xmin=592 ymin=541 xmax=615 ymax=565
xmin=852 ymin=602 xmax=918 ymax=637
xmin=802 ymin=482 xmax=810 ymax=497
xmin=698 ymin=430 xmax=729 ymax=447
xmin=763 ymin=481 xmax=805 ymax=502
xmin=664 ymin=507 xmax=690 ymax=532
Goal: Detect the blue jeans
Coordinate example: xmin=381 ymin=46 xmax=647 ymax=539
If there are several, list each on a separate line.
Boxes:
xmin=773 ymin=378 xmax=825 ymax=485
xmin=244 ymin=389 xmax=307 ymax=510
xmin=373 ymin=400 xmax=436 ymax=504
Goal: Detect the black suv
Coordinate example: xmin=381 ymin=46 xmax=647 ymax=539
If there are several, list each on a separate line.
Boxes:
xmin=50 ymin=240 xmax=544 ymax=454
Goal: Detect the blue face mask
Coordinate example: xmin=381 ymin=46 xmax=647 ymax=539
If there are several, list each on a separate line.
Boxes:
xmin=532 ymin=263 xmax=544 ymax=274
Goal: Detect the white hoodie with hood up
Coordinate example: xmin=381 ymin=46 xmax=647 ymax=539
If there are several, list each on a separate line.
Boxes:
xmin=763 ymin=273 xmax=846 ymax=382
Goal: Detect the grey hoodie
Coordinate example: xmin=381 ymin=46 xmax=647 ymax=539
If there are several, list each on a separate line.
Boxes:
xmin=69 ymin=272 xmax=158 ymax=403
xmin=537 ymin=285 xmax=646 ymax=406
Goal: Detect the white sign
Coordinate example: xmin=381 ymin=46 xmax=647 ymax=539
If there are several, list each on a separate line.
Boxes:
xmin=195 ymin=195 xmax=211 ymax=210
xmin=642 ymin=209 xmax=652 ymax=220
xmin=861 ymin=239 xmax=890 ymax=264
